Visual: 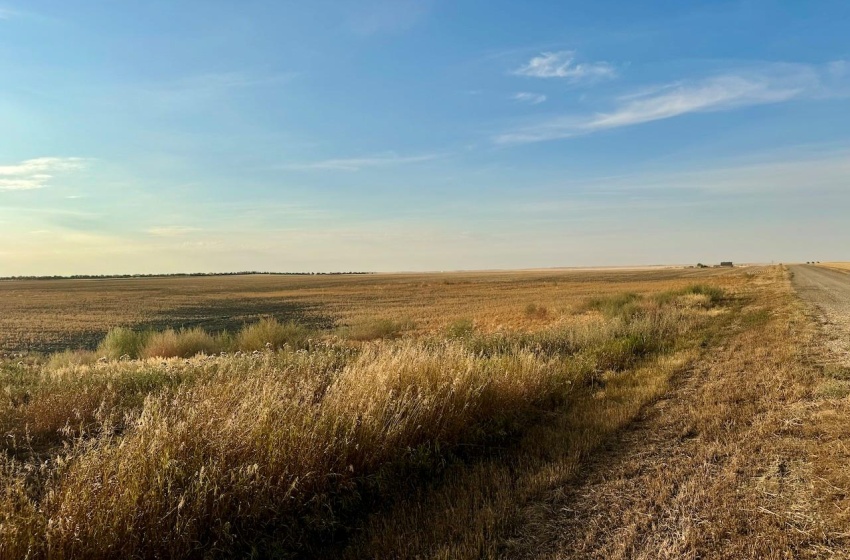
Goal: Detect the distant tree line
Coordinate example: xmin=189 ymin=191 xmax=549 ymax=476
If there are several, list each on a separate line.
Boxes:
xmin=0 ymin=271 xmax=374 ymax=281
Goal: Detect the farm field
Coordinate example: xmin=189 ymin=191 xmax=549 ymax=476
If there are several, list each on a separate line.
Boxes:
xmin=0 ymin=267 xmax=732 ymax=354
xmin=1 ymin=266 xmax=848 ymax=558
xmin=6 ymin=2 xmax=849 ymax=558
xmin=818 ymin=262 xmax=850 ymax=273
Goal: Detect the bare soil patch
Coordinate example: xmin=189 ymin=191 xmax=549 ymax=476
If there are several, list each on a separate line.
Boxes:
xmin=791 ymin=264 xmax=850 ymax=365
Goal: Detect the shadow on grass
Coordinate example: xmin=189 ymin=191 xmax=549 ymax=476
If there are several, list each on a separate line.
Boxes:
xmin=28 ymin=299 xmax=336 ymax=353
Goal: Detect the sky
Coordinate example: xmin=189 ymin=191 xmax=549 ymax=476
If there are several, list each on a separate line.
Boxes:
xmin=1 ymin=0 xmax=849 ymax=275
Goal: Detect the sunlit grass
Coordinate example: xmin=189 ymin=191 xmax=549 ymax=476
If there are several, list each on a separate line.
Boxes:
xmin=0 ymin=278 xmax=738 ymax=558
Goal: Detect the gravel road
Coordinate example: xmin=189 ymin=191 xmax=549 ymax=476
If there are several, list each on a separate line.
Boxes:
xmin=789 ymin=264 xmax=850 ymax=363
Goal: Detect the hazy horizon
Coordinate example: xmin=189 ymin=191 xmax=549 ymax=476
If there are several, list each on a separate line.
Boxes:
xmin=2 ymin=1 xmax=849 ymax=276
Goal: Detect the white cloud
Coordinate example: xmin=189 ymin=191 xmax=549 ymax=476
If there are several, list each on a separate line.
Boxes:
xmin=512 ymin=92 xmax=547 ymax=105
xmin=0 ymin=157 xmax=87 ymax=191
xmin=496 ymin=66 xmax=818 ymax=145
xmin=513 ymin=51 xmax=616 ymax=82
xmin=279 ymin=153 xmax=439 ymax=171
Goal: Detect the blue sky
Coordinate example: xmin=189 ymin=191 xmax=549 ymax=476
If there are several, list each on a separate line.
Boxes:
xmin=1 ymin=1 xmax=849 ymax=274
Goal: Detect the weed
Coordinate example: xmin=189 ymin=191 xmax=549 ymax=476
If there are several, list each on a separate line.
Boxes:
xmin=680 ymin=284 xmax=724 ymax=305
xmin=446 ymin=318 xmax=476 ymax=339
xmin=98 ymin=327 xmax=149 ymax=359
xmin=141 ymin=328 xmax=218 ymax=358
xmin=815 ymin=379 xmax=850 ymax=399
xmin=237 ymin=317 xmax=313 ymax=350
xmin=824 ymin=363 xmax=850 ymax=380
xmin=524 ymin=303 xmax=549 ymax=319
xmin=0 ymin=268 xmax=736 ymax=558
xmin=584 ymin=293 xmax=643 ymax=319
xmin=47 ymin=349 xmax=99 ymax=369
xmin=339 ymin=318 xmax=414 ymax=341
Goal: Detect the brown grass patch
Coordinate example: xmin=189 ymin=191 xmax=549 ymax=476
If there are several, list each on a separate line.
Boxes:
xmin=0 ymin=267 xmax=737 ymax=353
xmin=818 ymin=262 xmax=850 ymax=272
xmin=0 ymin=270 xmax=741 ymax=558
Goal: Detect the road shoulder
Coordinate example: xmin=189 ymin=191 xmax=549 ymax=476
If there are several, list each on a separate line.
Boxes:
xmin=504 ymin=266 xmax=849 ymax=559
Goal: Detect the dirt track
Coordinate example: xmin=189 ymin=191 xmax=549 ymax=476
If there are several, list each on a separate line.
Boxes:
xmin=790 ymin=264 xmax=850 ymax=363
xmin=505 ymin=267 xmax=850 ymax=559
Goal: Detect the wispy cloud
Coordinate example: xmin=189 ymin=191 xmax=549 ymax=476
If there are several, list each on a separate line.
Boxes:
xmin=512 ymin=92 xmax=547 ymax=105
xmin=513 ymin=51 xmax=616 ymax=82
xmin=136 ymin=71 xmax=294 ymax=109
xmin=279 ymin=153 xmax=440 ymax=171
xmin=495 ymin=149 xmax=850 ymax=223
xmin=176 ymin=72 xmax=291 ymax=92
xmin=496 ymin=66 xmax=820 ymax=145
xmin=590 ymin=75 xmax=800 ymax=129
xmin=348 ymin=0 xmax=433 ymax=36
xmin=0 ymin=6 xmax=18 ymax=19
xmin=828 ymin=60 xmax=848 ymax=78
xmin=0 ymin=5 xmax=44 ymax=22
xmin=147 ymin=226 xmax=201 ymax=237
xmin=0 ymin=157 xmax=87 ymax=191
xmin=631 ymin=150 xmax=850 ymax=195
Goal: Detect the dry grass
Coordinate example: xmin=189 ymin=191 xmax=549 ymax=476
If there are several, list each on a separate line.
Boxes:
xmin=139 ymin=327 xmax=221 ymax=358
xmin=235 ymin=317 xmax=313 ymax=350
xmin=0 ymin=267 xmax=735 ymax=354
xmin=3 ymin=265 xmax=846 ymax=559
xmin=817 ymin=262 xmax=850 ymax=272
xmin=336 ymin=317 xmax=416 ymax=341
xmin=0 ymin=268 xmax=740 ymax=558
xmin=490 ymin=266 xmax=850 ymax=559
xmin=303 ymin=266 xmax=850 ymax=559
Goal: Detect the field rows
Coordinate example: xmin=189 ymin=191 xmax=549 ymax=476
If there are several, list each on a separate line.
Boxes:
xmin=1 ymin=268 xmax=745 ymax=558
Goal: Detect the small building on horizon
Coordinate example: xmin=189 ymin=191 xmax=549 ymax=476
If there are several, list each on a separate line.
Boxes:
xmin=720 ymin=261 xmax=733 ymax=267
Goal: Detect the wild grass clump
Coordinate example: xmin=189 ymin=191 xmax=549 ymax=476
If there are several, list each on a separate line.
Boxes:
xmin=93 ymin=319 xmax=316 ymax=360
xmin=0 ymin=279 xmax=726 ymax=559
xmin=236 ymin=317 xmax=313 ymax=350
xmin=824 ymin=364 xmax=850 ymax=380
xmin=2 ymin=340 xmax=581 ymax=558
xmin=47 ymin=349 xmax=98 ymax=369
xmin=814 ymin=379 xmax=850 ymax=399
xmin=593 ymin=332 xmax=663 ymax=372
xmin=446 ymin=318 xmax=475 ymax=339
xmin=654 ymin=284 xmax=725 ymax=308
xmin=141 ymin=328 xmax=219 ymax=359
xmin=98 ymin=327 xmax=149 ymax=359
xmin=680 ymin=284 xmax=724 ymax=305
xmin=584 ymin=292 xmax=643 ymax=319
xmin=339 ymin=318 xmax=414 ymax=341
xmin=524 ymin=303 xmax=549 ymax=319
xmin=466 ymin=321 xmax=607 ymax=358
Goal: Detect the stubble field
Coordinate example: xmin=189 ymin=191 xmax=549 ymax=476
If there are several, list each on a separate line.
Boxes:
xmin=0 ymin=267 xmax=732 ymax=354
xmin=2 ymin=265 xmax=846 ymax=558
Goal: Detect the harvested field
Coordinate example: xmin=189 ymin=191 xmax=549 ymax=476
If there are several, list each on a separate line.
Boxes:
xmin=0 ymin=267 xmax=732 ymax=354
xmin=818 ymin=262 xmax=850 ymax=273
xmin=2 ymin=265 xmax=846 ymax=559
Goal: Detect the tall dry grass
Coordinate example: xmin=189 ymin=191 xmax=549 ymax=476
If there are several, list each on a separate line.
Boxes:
xmin=140 ymin=327 xmax=220 ymax=358
xmin=91 ymin=318 xmax=314 ymax=362
xmin=236 ymin=317 xmax=313 ymax=350
xmin=0 ymin=285 xmax=725 ymax=558
xmin=0 ymin=266 xmax=737 ymax=353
